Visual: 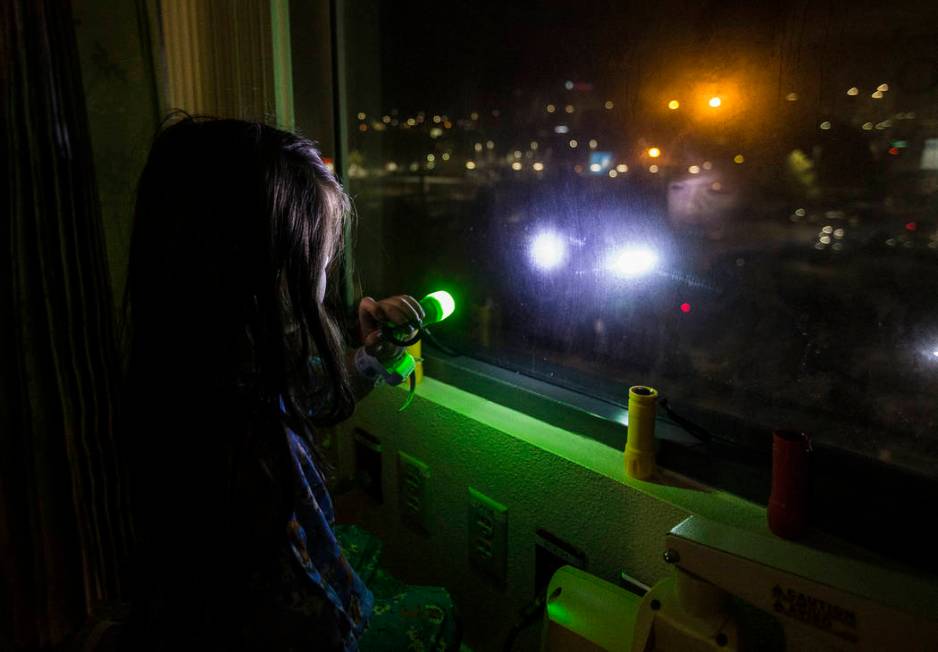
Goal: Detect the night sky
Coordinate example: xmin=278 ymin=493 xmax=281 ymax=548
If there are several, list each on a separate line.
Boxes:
xmin=374 ymin=0 xmax=790 ymax=112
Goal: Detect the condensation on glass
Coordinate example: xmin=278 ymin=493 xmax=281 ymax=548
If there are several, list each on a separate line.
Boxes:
xmin=342 ymin=1 xmax=938 ymax=477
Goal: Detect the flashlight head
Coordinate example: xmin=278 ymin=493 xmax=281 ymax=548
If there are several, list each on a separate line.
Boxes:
xmin=420 ymin=290 xmax=455 ymax=325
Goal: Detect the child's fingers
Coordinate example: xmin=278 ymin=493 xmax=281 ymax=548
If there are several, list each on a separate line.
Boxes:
xmin=377 ymin=298 xmax=417 ymax=326
xmin=363 ymin=329 xmax=401 ymax=362
xmin=358 ymin=296 xmax=387 ymax=325
xmin=400 ymin=295 xmax=426 ymax=321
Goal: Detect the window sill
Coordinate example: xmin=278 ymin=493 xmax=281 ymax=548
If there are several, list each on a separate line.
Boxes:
xmin=380 ymin=353 xmax=938 ymax=575
xmin=396 ymin=367 xmax=771 ymax=536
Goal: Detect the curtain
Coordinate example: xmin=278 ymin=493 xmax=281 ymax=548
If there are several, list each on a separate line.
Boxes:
xmin=159 ymin=0 xmax=279 ymax=123
xmin=1 ymin=0 xmax=129 ymax=647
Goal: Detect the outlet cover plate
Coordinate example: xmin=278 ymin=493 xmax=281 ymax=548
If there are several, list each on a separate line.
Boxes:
xmin=468 ymin=486 xmax=508 ymax=587
xmin=398 ymin=451 xmax=430 ymax=533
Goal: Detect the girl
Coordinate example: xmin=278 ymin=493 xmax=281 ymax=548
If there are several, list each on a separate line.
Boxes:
xmin=123 ymin=116 xmax=433 ymax=650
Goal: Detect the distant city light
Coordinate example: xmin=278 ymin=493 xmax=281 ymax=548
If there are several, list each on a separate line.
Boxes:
xmin=474 ymin=143 xmax=483 ymax=152
xmin=588 ymin=139 xmax=598 ymax=149
xmin=795 ymin=208 xmax=806 ymax=216
xmin=616 ymin=163 xmax=628 ymax=173
xmin=470 ymin=112 xmax=479 ymax=120
xmin=872 ymin=90 xmax=884 ymax=99
xmin=554 ymin=125 xmax=569 ymax=134
xmin=608 ymin=169 xmax=618 ymax=178
xmin=649 ymin=164 xmax=659 ymax=173
xmin=406 ymin=118 xmax=416 ymax=126
xmin=847 ymin=87 xmax=859 ymax=96
xmin=443 ymin=120 xmax=452 ymax=129
xmin=688 ymin=165 xmax=700 ymax=174
xmin=733 ymin=154 xmax=745 ymax=164
xmin=564 ymin=80 xmax=574 ymax=90
xmin=442 ymin=152 xmax=451 ymax=161
xmin=569 ymin=139 xmax=578 ymax=148
xmin=589 ymin=163 xmax=602 ymax=172
xmin=530 ymin=231 xmax=567 ymax=271
xmin=532 ymin=162 xmax=545 ymax=171
xmin=702 ymin=161 xmax=712 ymax=170
xmin=432 ymin=115 xmax=441 ymax=123
xmin=357 ymin=112 xmax=366 ymax=120
xmin=604 ymin=100 xmax=614 ymax=110
xmin=932 ymin=349 xmax=938 ymax=359
xmin=382 ymin=115 xmax=391 ymax=123
xmin=862 ymin=122 xmax=874 ymax=130
xmin=668 ymin=99 xmax=680 ymax=110
xmin=385 ymin=161 xmax=398 ymax=171
xmin=565 ymin=104 xmax=575 ymax=113
xmin=426 ymin=154 xmax=435 ymax=162
xmin=680 ymin=303 xmax=691 ymax=313
xmin=786 ymin=92 xmax=798 ymax=101
xmin=606 ymin=247 xmax=659 ymax=278
xmin=820 ymin=121 xmax=832 ymax=130
xmin=513 ymin=150 xmax=522 ymax=158
xmin=648 ymin=147 xmax=661 ymax=158
xmin=486 ymin=140 xmax=495 ymax=149
xmin=511 ymin=161 xmax=522 ymax=171
xmin=492 ymin=109 xmax=501 ymax=117
xmin=358 ymin=124 xmax=368 ymax=132
xmin=708 ymin=96 xmax=722 ymax=108
xmin=530 ymin=141 xmax=539 ymax=150
xmin=465 ymin=161 xmax=476 ymax=170
xmin=546 ymin=104 xmax=556 ymax=113
xmin=430 ymin=127 xmax=443 ymax=138
xmin=878 ymin=83 xmax=889 ymax=92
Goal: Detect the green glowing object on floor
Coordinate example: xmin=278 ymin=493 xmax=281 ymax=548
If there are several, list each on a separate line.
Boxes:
xmin=420 ymin=290 xmax=455 ymax=325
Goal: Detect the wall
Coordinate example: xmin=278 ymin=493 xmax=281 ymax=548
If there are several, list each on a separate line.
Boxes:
xmin=73 ymin=0 xmax=161 ymax=305
xmin=335 ymin=378 xmax=757 ymax=651
xmin=336 ymin=376 xmax=938 ymax=651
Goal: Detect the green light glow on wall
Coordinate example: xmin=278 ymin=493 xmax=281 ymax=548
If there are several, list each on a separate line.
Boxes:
xmin=421 ymin=290 xmax=455 ymax=325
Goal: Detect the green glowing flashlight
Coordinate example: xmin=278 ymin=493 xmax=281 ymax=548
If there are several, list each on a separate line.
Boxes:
xmin=420 ymin=290 xmax=455 ymax=326
xmin=383 ymin=290 xmax=456 ymax=347
xmin=378 ymin=290 xmax=456 ymax=412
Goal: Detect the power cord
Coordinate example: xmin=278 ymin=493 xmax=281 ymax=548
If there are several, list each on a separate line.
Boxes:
xmin=503 ymin=593 xmax=547 ymax=652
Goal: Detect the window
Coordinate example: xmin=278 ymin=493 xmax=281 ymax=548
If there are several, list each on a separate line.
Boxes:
xmin=340 ymin=1 xmax=938 ymax=483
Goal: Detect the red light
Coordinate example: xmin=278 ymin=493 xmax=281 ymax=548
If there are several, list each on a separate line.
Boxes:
xmin=888 ymin=146 xmax=899 ymax=156
xmin=906 ymin=222 xmax=918 ymax=231
xmin=680 ymin=302 xmax=691 ymax=313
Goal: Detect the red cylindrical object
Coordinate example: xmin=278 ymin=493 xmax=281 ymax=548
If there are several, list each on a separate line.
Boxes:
xmin=768 ymin=430 xmax=812 ymax=539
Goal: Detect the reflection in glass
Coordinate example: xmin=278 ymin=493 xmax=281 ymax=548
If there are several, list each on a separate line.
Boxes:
xmin=343 ymin=1 xmax=938 ymax=477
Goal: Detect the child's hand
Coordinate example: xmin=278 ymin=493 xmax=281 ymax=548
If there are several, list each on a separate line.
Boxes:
xmin=358 ymin=295 xmax=425 ymax=363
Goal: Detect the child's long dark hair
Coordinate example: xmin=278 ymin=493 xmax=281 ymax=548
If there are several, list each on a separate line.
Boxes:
xmin=123 ymin=115 xmax=354 ymax=647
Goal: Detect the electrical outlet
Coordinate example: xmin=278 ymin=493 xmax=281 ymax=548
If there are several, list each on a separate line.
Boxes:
xmin=534 ymin=528 xmax=587 ymax=597
xmin=398 ymin=451 xmax=430 ymax=533
xmin=468 ymin=486 xmax=508 ymax=587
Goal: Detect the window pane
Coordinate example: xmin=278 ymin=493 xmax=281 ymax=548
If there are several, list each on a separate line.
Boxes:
xmin=343 ymin=1 xmax=938 ymax=478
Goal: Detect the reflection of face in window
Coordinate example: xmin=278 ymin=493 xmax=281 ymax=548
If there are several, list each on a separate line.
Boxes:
xmin=666 ymin=167 xmax=743 ymax=240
